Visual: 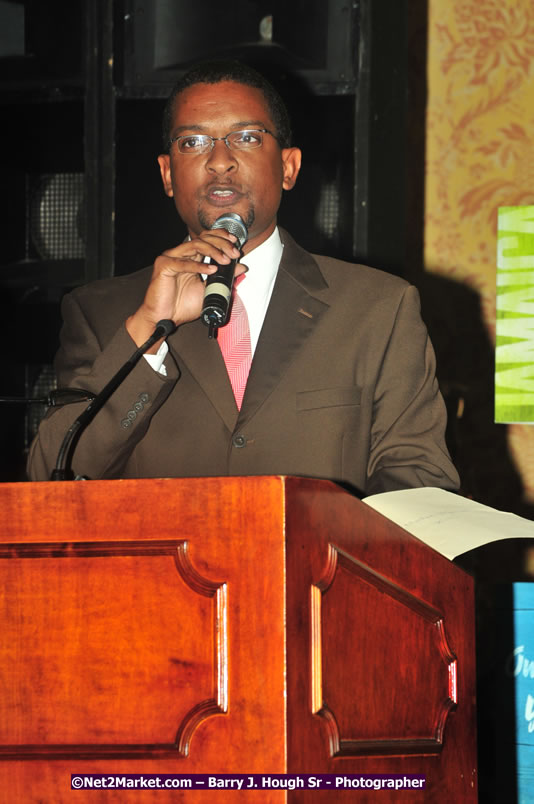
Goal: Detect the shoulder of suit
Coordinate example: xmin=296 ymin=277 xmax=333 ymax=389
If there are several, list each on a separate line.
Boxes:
xmin=311 ymin=252 xmax=411 ymax=293
xmin=70 ymin=265 xmax=153 ymax=297
xmin=65 ymin=265 xmax=153 ymax=309
xmin=278 ymin=228 xmax=411 ymax=297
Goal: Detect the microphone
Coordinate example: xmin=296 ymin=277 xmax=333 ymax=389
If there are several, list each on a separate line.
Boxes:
xmin=201 ymin=212 xmax=248 ymax=337
xmin=51 ymin=319 xmax=176 ymax=481
xmin=0 ymin=388 xmax=96 ymax=406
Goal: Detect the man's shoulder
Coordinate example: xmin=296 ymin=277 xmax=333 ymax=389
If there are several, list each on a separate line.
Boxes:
xmin=312 ymin=252 xmax=410 ymax=294
xmin=279 ymin=228 xmax=411 ymax=299
xmin=68 ymin=265 xmax=153 ymax=302
xmin=64 ymin=265 xmax=153 ymax=318
xmin=59 ymin=267 xmax=155 ymax=346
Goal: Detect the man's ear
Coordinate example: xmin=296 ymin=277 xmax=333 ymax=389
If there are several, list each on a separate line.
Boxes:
xmin=281 ymin=147 xmax=302 ymax=191
xmin=157 ymin=154 xmax=173 ymax=197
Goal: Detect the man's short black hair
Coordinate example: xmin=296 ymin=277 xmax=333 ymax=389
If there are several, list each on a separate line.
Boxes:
xmin=162 ymin=60 xmax=292 ymax=152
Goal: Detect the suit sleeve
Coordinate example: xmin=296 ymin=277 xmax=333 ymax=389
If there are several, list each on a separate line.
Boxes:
xmin=365 ymin=284 xmax=460 ymax=494
xmin=27 ymin=291 xmax=179 ymax=480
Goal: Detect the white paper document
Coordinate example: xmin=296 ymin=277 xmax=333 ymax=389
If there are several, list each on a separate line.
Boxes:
xmin=362 ymin=487 xmax=534 ymax=561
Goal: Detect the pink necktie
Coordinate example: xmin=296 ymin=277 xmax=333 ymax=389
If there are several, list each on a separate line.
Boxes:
xmin=218 ymin=274 xmax=252 ymax=409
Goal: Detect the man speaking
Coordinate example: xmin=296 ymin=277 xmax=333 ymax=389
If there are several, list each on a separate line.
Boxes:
xmin=28 ymin=60 xmax=459 ymax=495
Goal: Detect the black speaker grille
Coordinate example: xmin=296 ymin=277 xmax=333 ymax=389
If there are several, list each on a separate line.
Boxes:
xmin=28 ymin=172 xmax=85 ymax=260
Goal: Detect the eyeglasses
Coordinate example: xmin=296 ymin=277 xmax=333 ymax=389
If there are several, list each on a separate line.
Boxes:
xmin=169 ymin=128 xmax=277 ymax=155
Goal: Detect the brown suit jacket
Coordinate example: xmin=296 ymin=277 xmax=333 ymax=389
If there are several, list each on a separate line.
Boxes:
xmin=28 ymin=230 xmax=460 ymax=494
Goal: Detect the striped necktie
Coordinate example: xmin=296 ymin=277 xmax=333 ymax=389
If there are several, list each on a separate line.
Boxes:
xmin=217 ymin=274 xmax=252 ymax=409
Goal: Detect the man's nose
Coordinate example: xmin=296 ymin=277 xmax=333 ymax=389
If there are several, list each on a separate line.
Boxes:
xmin=205 ymin=140 xmax=238 ymax=173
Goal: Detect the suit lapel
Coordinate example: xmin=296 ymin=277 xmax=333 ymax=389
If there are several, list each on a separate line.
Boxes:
xmin=168 ymin=317 xmax=238 ymax=430
xmin=166 ymin=231 xmax=330 ymax=431
xmin=237 ymin=232 xmax=330 ymax=423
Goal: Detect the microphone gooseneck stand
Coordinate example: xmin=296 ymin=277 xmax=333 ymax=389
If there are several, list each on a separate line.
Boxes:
xmin=0 ymin=389 xmax=96 ymax=406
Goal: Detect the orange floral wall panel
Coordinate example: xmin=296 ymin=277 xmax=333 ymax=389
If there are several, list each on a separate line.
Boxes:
xmin=425 ymin=0 xmax=534 ymax=502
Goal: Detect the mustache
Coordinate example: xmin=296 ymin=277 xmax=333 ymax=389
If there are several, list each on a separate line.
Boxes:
xmin=203 ymin=180 xmax=242 ymax=191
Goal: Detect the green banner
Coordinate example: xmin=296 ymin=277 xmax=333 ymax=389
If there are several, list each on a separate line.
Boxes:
xmin=496 ymin=206 xmax=534 ymax=423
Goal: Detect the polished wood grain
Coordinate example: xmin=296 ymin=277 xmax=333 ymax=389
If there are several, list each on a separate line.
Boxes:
xmin=0 ymin=477 xmax=477 ymax=802
xmin=1 ymin=545 xmax=225 ymax=756
xmin=285 ymin=478 xmax=477 ymax=802
xmin=311 ymin=544 xmax=457 ymax=755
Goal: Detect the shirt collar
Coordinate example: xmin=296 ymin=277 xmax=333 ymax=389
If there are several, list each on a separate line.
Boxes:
xmin=238 ymin=226 xmax=283 ymax=299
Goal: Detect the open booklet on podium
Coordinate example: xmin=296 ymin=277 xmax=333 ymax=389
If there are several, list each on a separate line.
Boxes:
xmin=362 ymin=486 xmax=534 ymax=561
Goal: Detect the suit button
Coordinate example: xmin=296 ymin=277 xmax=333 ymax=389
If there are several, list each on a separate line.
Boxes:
xmin=232 ymin=434 xmax=247 ymax=448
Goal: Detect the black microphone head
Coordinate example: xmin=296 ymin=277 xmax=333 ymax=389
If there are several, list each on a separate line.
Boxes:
xmin=211 ymin=212 xmax=248 ymax=249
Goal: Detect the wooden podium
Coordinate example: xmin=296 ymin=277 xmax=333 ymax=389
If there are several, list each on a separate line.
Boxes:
xmin=0 ymin=476 xmax=477 ymax=802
